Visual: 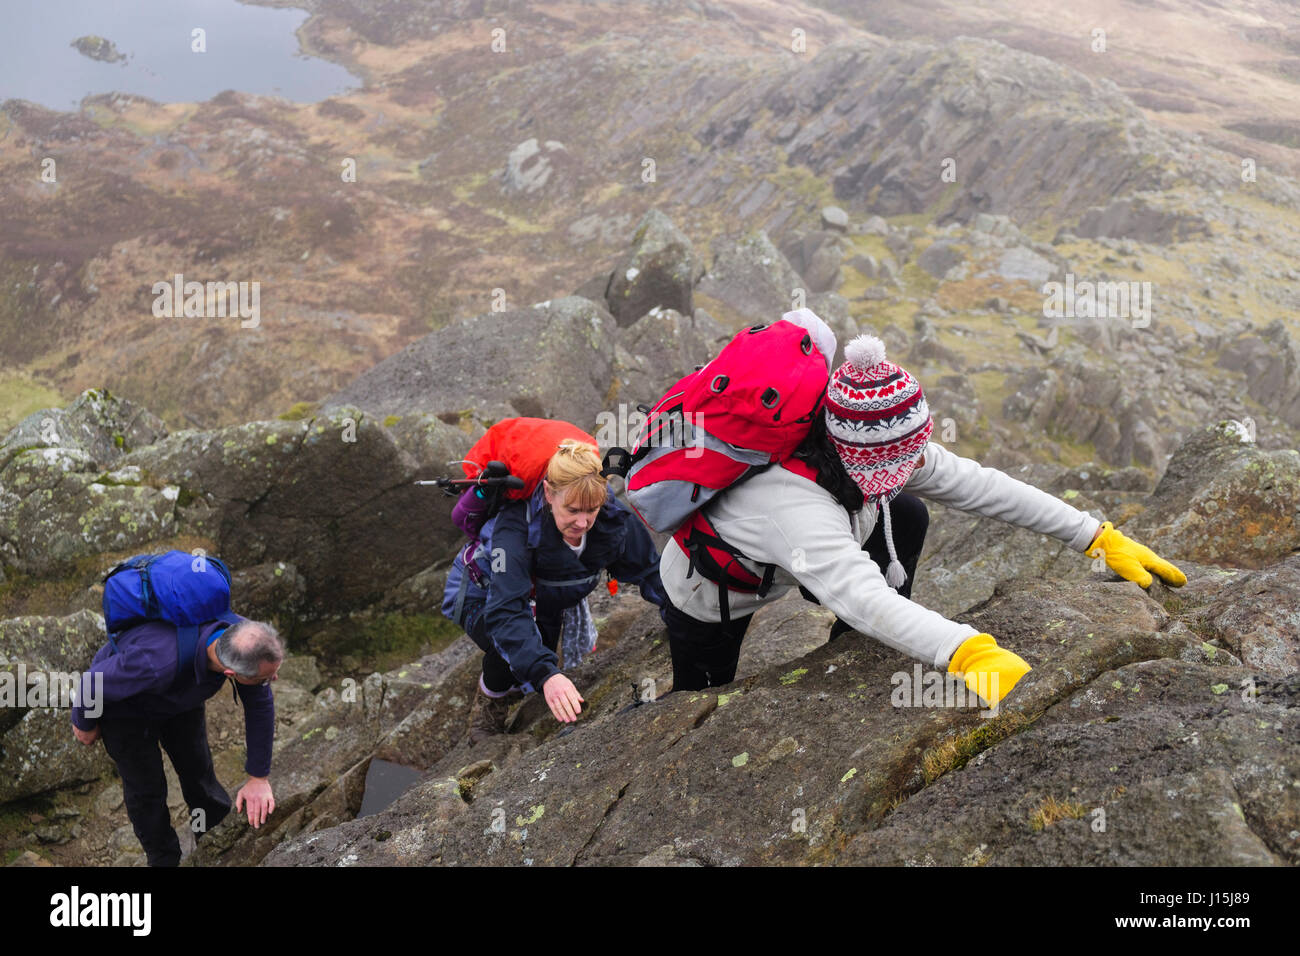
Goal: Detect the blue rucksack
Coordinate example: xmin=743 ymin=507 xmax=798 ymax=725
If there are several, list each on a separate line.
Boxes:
xmin=102 ymin=551 xmax=243 ymax=686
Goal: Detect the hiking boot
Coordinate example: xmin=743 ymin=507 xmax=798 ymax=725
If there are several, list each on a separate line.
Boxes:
xmin=467 ymin=686 xmax=513 ymax=746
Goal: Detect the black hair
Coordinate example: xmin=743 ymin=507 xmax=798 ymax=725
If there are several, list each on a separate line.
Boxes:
xmin=792 ymin=413 xmax=864 ymax=514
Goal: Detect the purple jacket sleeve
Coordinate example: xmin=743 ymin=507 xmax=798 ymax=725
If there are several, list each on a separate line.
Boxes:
xmin=70 ymin=649 xmax=164 ymax=731
xmin=235 ymin=681 xmax=275 ymax=778
xmin=451 ymin=488 xmax=488 ymax=538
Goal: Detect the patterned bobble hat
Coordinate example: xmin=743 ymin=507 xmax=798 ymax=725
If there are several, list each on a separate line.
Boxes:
xmin=824 ymin=333 xmax=933 ymax=589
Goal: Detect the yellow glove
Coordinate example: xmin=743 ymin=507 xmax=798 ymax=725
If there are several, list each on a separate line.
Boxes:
xmin=1086 ymin=521 xmax=1187 ymax=589
xmin=947 ymin=633 xmax=1031 ymax=707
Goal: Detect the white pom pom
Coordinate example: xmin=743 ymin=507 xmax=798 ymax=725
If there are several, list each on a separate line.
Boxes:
xmin=845 ymin=334 xmax=887 ymax=371
xmin=885 ymin=558 xmax=908 ymax=588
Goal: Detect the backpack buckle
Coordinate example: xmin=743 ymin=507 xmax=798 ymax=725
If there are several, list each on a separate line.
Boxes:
xmin=601 ymin=447 xmax=632 ymax=478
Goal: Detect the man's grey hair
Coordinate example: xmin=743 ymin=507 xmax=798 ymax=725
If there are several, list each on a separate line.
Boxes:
xmin=216 ymin=620 xmax=285 ymax=679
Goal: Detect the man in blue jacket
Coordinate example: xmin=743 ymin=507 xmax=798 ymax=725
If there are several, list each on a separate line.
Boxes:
xmin=71 ymin=617 xmax=284 ymax=866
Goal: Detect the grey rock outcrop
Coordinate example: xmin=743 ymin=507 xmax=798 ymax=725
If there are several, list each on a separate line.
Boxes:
xmin=780 ymin=230 xmax=849 ymax=294
xmin=604 ymin=210 xmax=703 ymax=327
xmin=125 ymin=409 xmax=464 ymax=613
xmin=324 ymin=297 xmax=617 ymax=431
xmin=695 ymin=231 xmax=803 ymax=327
xmin=501 ymin=138 xmax=570 ymax=195
xmin=1127 ymin=421 xmax=1300 ymax=569
xmin=0 ymin=611 xmax=113 ymax=803
xmin=262 ymin=561 xmax=1289 ymax=866
xmin=611 ymin=307 xmax=723 ymax=407
xmin=917 ymin=240 xmax=966 ymax=279
xmin=1071 ymin=196 xmax=1212 ymax=244
xmin=0 ymin=390 xmax=179 ymax=576
xmin=1216 ymin=319 xmax=1300 ymax=430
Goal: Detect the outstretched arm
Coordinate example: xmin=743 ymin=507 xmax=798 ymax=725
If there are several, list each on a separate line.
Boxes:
xmin=902 ymin=441 xmax=1101 ymax=551
xmin=718 ymin=470 xmax=982 ymax=668
xmin=229 ymin=681 xmax=276 ymax=828
xmin=906 ymin=442 xmax=1184 ymax=588
xmin=481 ymin=504 xmax=561 ymax=693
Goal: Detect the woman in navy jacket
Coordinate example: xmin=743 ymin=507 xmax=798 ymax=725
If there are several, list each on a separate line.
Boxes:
xmin=442 ymin=439 xmax=667 ymax=743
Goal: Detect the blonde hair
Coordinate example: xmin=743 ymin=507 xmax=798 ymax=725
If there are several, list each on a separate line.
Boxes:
xmin=545 ymin=439 xmax=607 ymax=511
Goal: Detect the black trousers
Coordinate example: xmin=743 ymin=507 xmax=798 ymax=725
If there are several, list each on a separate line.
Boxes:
xmin=465 ymin=604 xmax=563 ymax=694
xmin=664 ymin=600 xmax=755 ymax=691
xmin=861 ymin=492 xmax=929 ymax=601
xmin=667 ymin=493 xmax=930 ymax=691
xmin=99 ymin=706 xmax=231 ymax=867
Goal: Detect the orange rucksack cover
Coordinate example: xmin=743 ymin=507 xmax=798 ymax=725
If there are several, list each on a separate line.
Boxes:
xmin=462 ymin=418 xmax=598 ymax=500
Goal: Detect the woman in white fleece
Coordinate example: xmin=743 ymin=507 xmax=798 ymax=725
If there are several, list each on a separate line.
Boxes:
xmin=657 ymin=329 xmax=1187 ymax=705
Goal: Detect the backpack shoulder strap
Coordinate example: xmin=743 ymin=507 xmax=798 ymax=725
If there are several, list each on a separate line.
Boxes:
xmin=174 ymin=612 xmax=243 ymax=687
xmin=525 ymin=483 xmax=548 ymax=546
xmin=174 ymin=624 xmax=201 ymax=688
xmin=674 ymin=507 xmax=779 ymax=626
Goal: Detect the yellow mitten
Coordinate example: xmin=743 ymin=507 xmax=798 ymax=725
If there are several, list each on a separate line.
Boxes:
xmin=947 ymin=633 xmax=1031 ymax=707
xmin=1086 ymin=521 xmax=1187 ymax=588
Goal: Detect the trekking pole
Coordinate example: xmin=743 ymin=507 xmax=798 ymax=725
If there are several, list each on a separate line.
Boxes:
xmin=414 ymin=460 xmax=525 ymax=497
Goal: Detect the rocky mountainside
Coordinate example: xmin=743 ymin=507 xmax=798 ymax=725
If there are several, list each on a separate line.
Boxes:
xmin=188 ymin=421 xmax=1300 ymax=866
xmin=3 ymin=0 xmax=1299 ymax=434
xmin=1 ymin=387 xmax=1298 ymax=864
xmin=805 ymin=0 xmax=1300 ymax=180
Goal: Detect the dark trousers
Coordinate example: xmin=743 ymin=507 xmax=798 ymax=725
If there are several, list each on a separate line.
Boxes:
xmin=465 ymin=605 xmax=562 ymax=694
xmin=99 ymin=706 xmax=231 ymax=867
xmin=667 ymin=492 xmax=929 ymax=690
xmin=861 ymin=492 xmax=929 ymax=601
xmin=664 ymin=600 xmax=754 ymax=691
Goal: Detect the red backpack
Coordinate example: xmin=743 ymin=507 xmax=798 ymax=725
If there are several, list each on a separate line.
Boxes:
xmin=461 ymin=417 xmax=597 ymax=503
xmin=618 ymin=320 xmax=830 ymax=622
xmin=445 ymin=418 xmax=598 ymax=591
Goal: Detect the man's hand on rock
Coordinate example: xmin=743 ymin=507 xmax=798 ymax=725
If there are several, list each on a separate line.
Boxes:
xmin=73 ymin=725 xmax=100 ymax=746
xmin=235 ymin=776 xmax=275 ymax=829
